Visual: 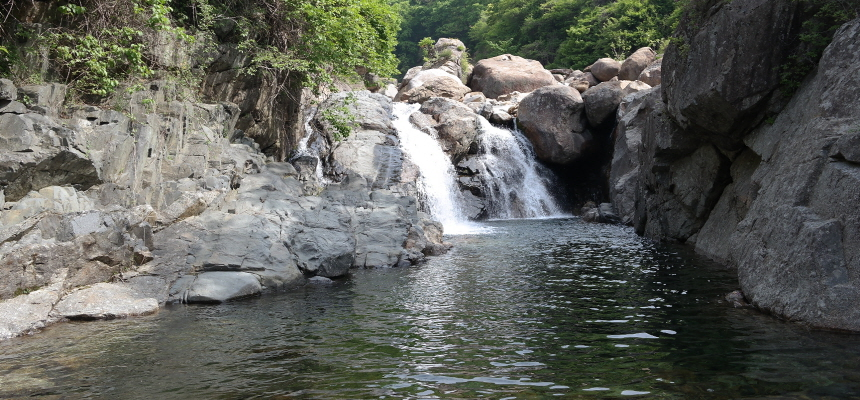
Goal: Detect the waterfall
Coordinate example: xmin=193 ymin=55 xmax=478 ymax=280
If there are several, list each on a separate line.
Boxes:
xmin=393 ymin=102 xmax=564 ymax=234
xmin=393 ymin=103 xmax=486 ymax=235
xmin=291 ymin=106 xmax=329 ymax=185
xmin=474 ymin=117 xmax=563 ymax=219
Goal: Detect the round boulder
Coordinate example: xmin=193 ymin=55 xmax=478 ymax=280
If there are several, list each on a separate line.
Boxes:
xmin=468 ymin=54 xmax=557 ymax=99
xmin=394 ymin=69 xmax=471 ymax=104
xmin=590 ymin=58 xmax=622 ymax=82
xmin=619 ymin=47 xmax=657 ymax=81
xmin=582 ymin=81 xmax=625 ymax=127
xmin=517 ymin=85 xmax=588 ymax=165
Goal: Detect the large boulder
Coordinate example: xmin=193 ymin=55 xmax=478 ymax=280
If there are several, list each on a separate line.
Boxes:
xmin=590 ymin=58 xmax=621 ymax=82
xmin=430 ymin=38 xmax=469 ymax=80
xmin=582 ymin=81 xmax=625 ymax=127
xmin=662 ymin=0 xmax=805 ymax=148
xmin=468 ymin=54 xmax=557 ymax=99
xmin=418 ymin=97 xmax=481 ymax=163
xmin=619 ymin=47 xmax=656 ymax=81
xmin=316 ymin=91 xmax=406 ymax=188
xmin=394 ymin=69 xmax=471 ymax=103
xmin=517 ymin=85 xmax=588 ymax=165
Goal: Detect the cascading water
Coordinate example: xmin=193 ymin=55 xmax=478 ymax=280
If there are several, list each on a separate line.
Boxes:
xmin=291 ymin=106 xmax=328 ymax=184
xmin=473 ymin=117 xmax=563 ymax=219
xmin=394 ymin=102 xmax=564 ymax=234
xmin=393 ymin=103 xmax=485 ymax=234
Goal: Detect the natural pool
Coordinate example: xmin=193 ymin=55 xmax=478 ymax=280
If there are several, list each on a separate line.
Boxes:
xmin=2 ymin=218 xmax=860 ymax=399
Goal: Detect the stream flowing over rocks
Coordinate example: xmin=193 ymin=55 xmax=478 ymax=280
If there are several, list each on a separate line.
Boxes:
xmin=2 ymin=4 xmax=860 ymax=339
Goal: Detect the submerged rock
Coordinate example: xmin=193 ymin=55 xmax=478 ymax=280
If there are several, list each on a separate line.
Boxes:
xmin=172 ymin=272 xmax=263 ymax=303
xmin=53 ymin=283 xmax=160 ymax=319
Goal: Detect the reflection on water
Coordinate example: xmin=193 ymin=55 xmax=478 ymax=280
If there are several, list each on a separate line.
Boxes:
xmin=3 ymin=218 xmax=860 ymax=399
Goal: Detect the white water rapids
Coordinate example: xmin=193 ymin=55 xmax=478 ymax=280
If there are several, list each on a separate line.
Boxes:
xmin=392 ymin=103 xmax=487 ymax=234
xmin=393 ymin=102 xmax=564 ymax=234
xmin=474 ymin=117 xmax=563 ymax=219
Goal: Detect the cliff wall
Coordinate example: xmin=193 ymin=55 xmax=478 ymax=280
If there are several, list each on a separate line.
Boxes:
xmin=610 ymin=0 xmax=860 ymax=329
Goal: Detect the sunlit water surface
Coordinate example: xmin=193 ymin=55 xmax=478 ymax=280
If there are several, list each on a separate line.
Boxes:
xmin=3 ymin=218 xmax=860 ymax=399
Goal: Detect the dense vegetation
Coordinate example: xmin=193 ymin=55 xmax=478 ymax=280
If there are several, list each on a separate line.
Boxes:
xmin=396 ymin=0 xmax=680 ymax=72
xmin=0 ymin=0 xmax=400 ymax=98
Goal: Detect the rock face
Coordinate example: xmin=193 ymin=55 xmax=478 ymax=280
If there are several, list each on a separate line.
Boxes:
xmin=717 ymin=18 xmax=860 ymax=330
xmin=201 ymin=43 xmax=302 ymax=159
xmin=662 ymin=0 xmax=804 ymax=148
xmin=468 ymin=54 xmax=557 ymax=99
xmin=430 ymin=38 xmax=470 ymax=80
xmin=517 ymin=85 xmax=588 ymax=165
xmin=609 ymin=8 xmax=860 ymax=330
xmin=610 ymin=86 xmax=725 ymax=241
xmin=0 ymin=80 xmax=448 ymax=339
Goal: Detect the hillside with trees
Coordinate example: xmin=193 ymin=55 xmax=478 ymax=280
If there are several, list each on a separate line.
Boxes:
xmin=395 ymin=0 xmax=679 ymax=72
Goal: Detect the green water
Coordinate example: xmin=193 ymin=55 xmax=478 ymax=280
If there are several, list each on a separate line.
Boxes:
xmin=2 ymin=218 xmax=860 ymax=399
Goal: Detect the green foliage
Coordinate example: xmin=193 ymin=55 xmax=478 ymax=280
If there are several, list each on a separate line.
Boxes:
xmin=556 ymin=0 xmax=677 ymax=68
xmin=460 ymin=50 xmax=472 ymax=76
xmin=46 ymin=28 xmax=153 ymax=96
xmin=3 ymin=0 xmax=401 ymax=98
xmin=199 ymin=0 xmax=402 ymax=89
xmin=395 ymin=0 xmax=678 ymax=71
xmin=779 ymin=0 xmax=858 ymax=95
xmin=395 ymin=0 xmax=493 ymax=73
xmin=468 ymin=0 xmax=678 ymax=69
xmin=418 ymin=36 xmax=436 ymax=61
xmin=321 ymin=93 xmax=358 ymax=141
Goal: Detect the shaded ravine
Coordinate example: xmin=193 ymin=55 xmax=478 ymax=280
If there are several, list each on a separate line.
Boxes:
xmin=3 ymin=218 xmax=860 ymax=399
